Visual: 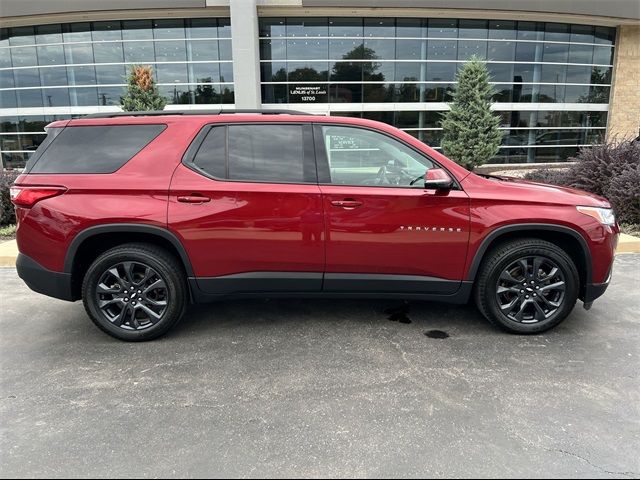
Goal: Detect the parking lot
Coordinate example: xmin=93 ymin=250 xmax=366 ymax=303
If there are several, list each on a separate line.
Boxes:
xmin=1 ymin=254 xmax=639 ymax=478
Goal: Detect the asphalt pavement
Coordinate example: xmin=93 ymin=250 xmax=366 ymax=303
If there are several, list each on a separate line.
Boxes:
xmin=1 ymin=255 xmax=639 ymax=478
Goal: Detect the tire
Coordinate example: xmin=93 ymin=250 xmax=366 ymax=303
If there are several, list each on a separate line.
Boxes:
xmin=82 ymin=243 xmax=187 ymax=341
xmin=474 ymin=238 xmax=579 ymax=334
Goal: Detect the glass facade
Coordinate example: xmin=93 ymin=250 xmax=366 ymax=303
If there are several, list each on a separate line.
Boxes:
xmin=0 ymin=16 xmax=618 ymax=168
xmin=0 ymin=18 xmax=234 ymax=168
xmin=259 ymin=18 xmax=616 ymax=163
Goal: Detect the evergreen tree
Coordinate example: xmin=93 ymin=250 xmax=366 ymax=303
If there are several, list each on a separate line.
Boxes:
xmin=120 ymin=65 xmax=166 ymax=111
xmin=440 ymin=58 xmax=503 ymax=170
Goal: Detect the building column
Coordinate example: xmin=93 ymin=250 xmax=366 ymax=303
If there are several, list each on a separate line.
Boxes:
xmin=607 ymin=25 xmax=640 ymax=141
xmin=229 ymin=0 xmax=262 ymax=109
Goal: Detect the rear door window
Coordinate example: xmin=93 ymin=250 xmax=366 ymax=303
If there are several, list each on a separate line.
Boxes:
xmin=28 ymin=124 xmax=166 ymax=174
xmin=190 ymin=124 xmax=316 ymax=184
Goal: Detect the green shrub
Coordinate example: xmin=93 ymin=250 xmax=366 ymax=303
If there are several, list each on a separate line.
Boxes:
xmin=524 ymin=139 xmax=640 ymax=224
xmin=0 ymin=170 xmax=20 ymax=226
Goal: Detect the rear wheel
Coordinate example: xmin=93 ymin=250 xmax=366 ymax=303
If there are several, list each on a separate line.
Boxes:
xmin=82 ymin=243 xmax=187 ymax=341
xmin=474 ymin=238 xmax=579 ymax=334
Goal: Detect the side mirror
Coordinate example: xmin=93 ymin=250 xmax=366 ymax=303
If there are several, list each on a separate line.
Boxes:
xmin=424 ymin=168 xmax=454 ymax=190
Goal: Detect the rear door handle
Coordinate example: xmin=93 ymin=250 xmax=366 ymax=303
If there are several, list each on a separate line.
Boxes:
xmin=177 ymin=195 xmax=211 ymax=204
xmin=331 ymin=199 xmax=363 ymax=209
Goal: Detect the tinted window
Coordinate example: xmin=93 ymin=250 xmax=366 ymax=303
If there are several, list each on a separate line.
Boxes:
xmin=29 ymin=124 xmax=165 ymax=173
xmin=193 ymin=126 xmax=226 ymax=178
xmin=227 ymin=125 xmax=308 ymax=183
xmin=321 ymin=126 xmax=433 ymax=186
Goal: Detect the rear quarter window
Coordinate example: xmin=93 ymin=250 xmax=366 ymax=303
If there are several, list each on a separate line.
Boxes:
xmin=28 ymin=124 xmax=166 ymax=174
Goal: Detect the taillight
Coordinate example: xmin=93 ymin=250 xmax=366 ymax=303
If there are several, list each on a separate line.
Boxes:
xmin=10 ymin=186 xmax=67 ymax=208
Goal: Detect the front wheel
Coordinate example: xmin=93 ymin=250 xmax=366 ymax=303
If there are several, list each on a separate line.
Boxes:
xmin=474 ymin=238 xmax=579 ymax=334
xmin=82 ymin=243 xmax=187 ymax=341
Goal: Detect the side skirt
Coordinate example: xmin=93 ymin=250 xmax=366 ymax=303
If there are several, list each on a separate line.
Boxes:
xmin=189 ymin=272 xmax=473 ymax=305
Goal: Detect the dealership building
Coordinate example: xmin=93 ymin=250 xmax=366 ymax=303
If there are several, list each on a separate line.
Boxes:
xmin=1 ymin=0 xmax=638 ymax=169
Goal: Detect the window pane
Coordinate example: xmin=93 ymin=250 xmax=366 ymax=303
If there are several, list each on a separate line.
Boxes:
xmin=593 ymin=46 xmax=613 ymax=65
xmin=63 ymin=23 xmax=92 ymax=42
xmin=69 ymin=87 xmax=98 ymax=106
xmin=97 ymin=87 xmax=123 ymax=105
xmin=191 ymin=62 xmax=221 ymax=83
xmin=95 ymin=65 xmax=125 ymax=84
xmin=288 ymin=38 xmax=328 ymax=60
xmin=93 ymin=42 xmax=124 ymax=63
xmin=156 ymin=63 xmax=188 ymax=83
xmin=37 ymin=45 xmax=65 ymax=65
xmin=218 ymin=19 xmax=231 ymax=38
xmin=153 ymin=20 xmax=185 ymax=39
xmin=570 ymin=24 xmax=594 ymax=43
xmin=64 ymin=43 xmax=94 ymax=63
xmin=36 ymin=24 xmax=63 ymax=44
xmin=67 ymin=66 xmax=96 ymax=85
xmin=321 ymin=125 xmax=433 ymax=186
xmin=11 ymin=46 xmax=38 ymax=67
xmin=16 ymin=89 xmax=44 ymax=107
xmin=188 ymin=40 xmax=219 ymax=61
xmin=488 ymin=20 xmax=516 ymax=39
xmin=188 ymin=18 xmax=219 ymax=39
xmin=92 ymin=21 xmax=122 ymax=41
xmin=193 ymin=126 xmax=226 ymax=177
xmin=543 ymin=43 xmax=569 ymax=63
xmin=194 ymin=84 xmax=222 ymax=104
xmin=487 ymin=41 xmax=515 ymax=61
xmin=123 ymin=41 xmax=155 ymax=62
xmin=14 ymin=68 xmax=40 ymax=87
xmin=459 ymin=20 xmax=487 ymax=39
xmin=395 ymin=39 xmax=423 ymax=60
xmin=9 ymin=26 xmax=35 ymax=46
xmin=568 ymin=44 xmax=593 ymax=64
xmin=594 ymin=27 xmax=615 ymax=45
xmin=40 ymin=67 xmax=68 ymax=86
xmin=330 ymin=39 xmax=363 ymax=59
xmin=0 ymin=90 xmax=17 ymax=109
xmin=544 ymin=23 xmax=570 ymax=42
xmin=364 ymin=38 xmax=395 ymax=59
xmin=31 ymin=125 xmax=166 ymax=173
xmin=155 ymin=40 xmax=187 ymax=61
xmin=287 ymin=17 xmax=328 ymax=37
xmin=42 ymin=88 xmax=70 ymax=107
xmin=458 ymin=40 xmax=487 ymax=60
xmin=426 ymin=62 xmax=456 ymax=81
xmin=228 ymin=125 xmax=308 ymax=183
xmin=566 ymin=65 xmax=591 ymax=84
xmin=329 ymin=18 xmax=363 ymax=37
xmin=364 ymin=18 xmax=395 ymax=37
xmin=428 ymin=19 xmax=457 ymax=38
xmin=259 ymin=18 xmax=286 ymax=38
xmin=428 ymin=40 xmax=457 ymax=60
xmin=122 ymin=20 xmax=153 ymax=40
xmin=396 ymin=19 xmax=423 ymax=38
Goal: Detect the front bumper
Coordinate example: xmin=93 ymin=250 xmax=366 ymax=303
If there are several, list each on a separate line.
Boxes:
xmin=16 ymin=253 xmax=75 ymax=302
xmin=582 ymin=269 xmax=612 ymax=309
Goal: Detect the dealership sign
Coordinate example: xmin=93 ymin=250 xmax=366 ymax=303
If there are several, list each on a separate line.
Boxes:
xmin=289 ymin=85 xmax=327 ymax=102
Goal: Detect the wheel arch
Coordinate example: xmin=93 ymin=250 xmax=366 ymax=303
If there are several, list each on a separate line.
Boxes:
xmin=65 ymin=224 xmax=194 ymax=300
xmin=466 ymin=224 xmax=591 ymax=298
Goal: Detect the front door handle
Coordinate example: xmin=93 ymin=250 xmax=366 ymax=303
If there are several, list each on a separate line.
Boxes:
xmin=177 ymin=195 xmax=211 ymax=204
xmin=331 ymin=199 xmax=363 ymax=209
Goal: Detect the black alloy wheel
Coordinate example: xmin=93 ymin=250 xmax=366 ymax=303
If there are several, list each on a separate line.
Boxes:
xmin=82 ymin=243 xmax=187 ymax=341
xmin=95 ymin=261 xmax=169 ymax=330
xmin=495 ymin=255 xmax=566 ymax=324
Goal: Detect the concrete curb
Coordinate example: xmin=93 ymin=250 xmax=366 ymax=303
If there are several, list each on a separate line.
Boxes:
xmin=1 ymin=233 xmax=639 ymax=268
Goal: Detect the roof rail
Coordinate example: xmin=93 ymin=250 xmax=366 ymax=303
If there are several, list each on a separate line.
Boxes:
xmin=82 ymin=109 xmax=316 ymax=119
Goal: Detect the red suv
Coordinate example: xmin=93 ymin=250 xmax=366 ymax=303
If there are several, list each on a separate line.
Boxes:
xmin=11 ymin=110 xmax=618 ymax=341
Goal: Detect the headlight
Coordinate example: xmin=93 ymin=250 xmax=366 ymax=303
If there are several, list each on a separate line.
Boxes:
xmin=577 ymin=206 xmax=616 ymax=225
